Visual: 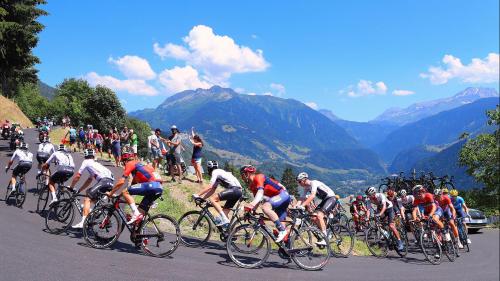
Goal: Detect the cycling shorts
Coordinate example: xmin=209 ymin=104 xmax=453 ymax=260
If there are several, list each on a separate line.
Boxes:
xmin=316 ymin=196 xmax=336 ymax=214
xmin=36 ymin=152 xmax=50 ymax=164
xmin=128 ymin=181 xmax=163 ymax=212
xmin=87 ymin=178 xmax=114 ymax=200
xmin=267 ymin=190 xmax=291 ymax=221
xmin=426 ymin=206 xmax=443 ymax=218
xmin=218 ymin=186 xmax=242 ymax=209
xmin=13 ymin=161 xmax=32 ymax=177
xmin=456 ymin=208 xmax=467 ymax=218
xmin=443 ymin=207 xmax=453 ymax=220
xmin=383 ymin=207 xmax=395 ymax=224
xmin=50 ymin=167 xmax=74 ymax=184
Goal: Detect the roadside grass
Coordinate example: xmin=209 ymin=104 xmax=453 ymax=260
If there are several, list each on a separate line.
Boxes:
xmin=0 ymin=95 xmax=33 ymax=128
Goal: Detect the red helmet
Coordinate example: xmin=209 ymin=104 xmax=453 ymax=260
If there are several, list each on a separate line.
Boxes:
xmin=240 ymin=165 xmax=256 ymax=175
xmin=121 ymin=153 xmax=135 ymax=162
xmin=387 ymin=189 xmax=395 ymax=197
xmin=356 ymin=195 xmax=363 ymax=201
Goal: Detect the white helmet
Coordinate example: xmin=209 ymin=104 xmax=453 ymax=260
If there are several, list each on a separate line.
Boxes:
xmin=365 ymin=186 xmax=376 ymax=196
xmin=296 ymin=172 xmax=308 ymax=182
xmin=398 ymin=189 xmax=407 ymax=197
xmin=434 ymin=188 xmax=442 ymax=196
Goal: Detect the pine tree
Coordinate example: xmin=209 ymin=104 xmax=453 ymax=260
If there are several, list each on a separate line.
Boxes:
xmin=281 ymin=166 xmax=299 ymax=197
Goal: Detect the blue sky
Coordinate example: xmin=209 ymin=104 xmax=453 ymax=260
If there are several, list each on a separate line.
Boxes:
xmin=35 ymin=0 xmax=499 ymax=121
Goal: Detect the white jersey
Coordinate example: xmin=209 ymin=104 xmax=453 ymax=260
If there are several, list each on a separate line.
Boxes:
xmin=306 ymin=180 xmax=335 ymax=200
xmin=209 ymin=169 xmax=242 ymax=189
xmin=38 ymin=143 xmax=55 ymax=154
xmin=46 ymin=151 xmax=75 ymax=169
xmin=370 ymin=192 xmax=393 ymax=209
xmin=10 ymin=149 xmax=33 ymax=163
xmin=77 ymin=159 xmax=113 ymax=181
xmin=397 ymin=195 xmax=415 ymax=209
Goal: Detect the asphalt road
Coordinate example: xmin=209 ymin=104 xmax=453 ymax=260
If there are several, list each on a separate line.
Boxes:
xmin=0 ymin=129 xmax=498 ymax=281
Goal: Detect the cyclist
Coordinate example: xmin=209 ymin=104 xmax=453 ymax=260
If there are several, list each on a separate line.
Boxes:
xmin=42 ymin=144 xmax=75 ymax=206
xmin=434 ymin=189 xmax=463 ymax=249
xmin=70 ymin=149 xmax=114 ymax=228
xmin=107 ymin=152 xmax=163 ymax=225
xmin=397 ymin=189 xmax=419 ymax=243
xmin=351 ymin=195 xmax=370 ymax=231
xmin=36 ymin=137 xmax=55 ymax=176
xmin=450 ymin=189 xmax=471 ymax=244
xmin=296 ymin=172 xmax=336 ymax=245
xmin=4 ymin=142 xmax=33 ymax=194
xmin=193 ymin=160 xmax=243 ymax=227
xmin=412 ymin=184 xmax=444 ymax=232
xmin=366 ymin=186 xmax=405 ymax=251
xmin=240 ymin=165 xmax=291 ymax=242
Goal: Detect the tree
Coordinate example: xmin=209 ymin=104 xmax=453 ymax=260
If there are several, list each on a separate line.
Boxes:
xmin=50 ymin=78 xmax=93 ymax=126
xmin=0 ymin=0 xmax=47 ymax=98
xmin=85 ymin=85 xmax=126 ymax=132
xmin=125 ymin=117 xmax=151 ymax=158
xmin=459 ymin=106 xmax=499 ymax=194
xmin=281 ymin=165 xmax=299 ymax=197
xmin=14 ymin=82 xmax=50 ymax=120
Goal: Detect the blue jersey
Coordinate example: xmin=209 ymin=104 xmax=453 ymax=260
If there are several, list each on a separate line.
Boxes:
xmin=452 ymin=196 xmax=465 ymax=211
xmin=69 ymin=128 xmax=77 ymax=137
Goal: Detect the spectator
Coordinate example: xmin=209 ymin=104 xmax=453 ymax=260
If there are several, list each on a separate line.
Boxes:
xmin=95 ymin=129 xmax=104 ymax=158
xmin=130 ymin=129 xmax=138 ymax=156
xmin=104 ymin=129 xmax=113 ymax=159
xmin=64 ymin=125 xmax=77 ymax=152
xmin=77 ymin=127 xmax=85 ymax=151
xmin=111 ymin=129 xmax=121 ymax=167
xmin=120 ymin=126 xmax=129 ymax=149
xmin=149 ymin=128 xmax=162 ymax=170
xmin=147 ymin=130 xmax=155 ymax=163
xmin=167 ymin=125 xmax=183 ymax=183
xmin=189 ymin=127 xmax=203 ymax=183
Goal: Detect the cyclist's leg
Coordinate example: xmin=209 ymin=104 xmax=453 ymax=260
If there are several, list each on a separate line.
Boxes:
xmin=217 ymin=187 xmax=242 ymax=221
xmin=316 ymin=197 xmax=336 ymax=236
xmin=266 ymin=191 xmax=291 ymax=236
xmin=432 ymin=208 xmax=444 ymax=229
xmin=387 ymin=207 xmax=401 ymax=240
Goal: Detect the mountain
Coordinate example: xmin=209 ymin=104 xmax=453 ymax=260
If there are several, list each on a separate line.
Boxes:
xmin=38 ymin=81 xmax=56 ymax=100
xmin=373 ymin=87 xmax=498 ymax=126
xmin=130 ymin=86 xmax=386 ymax=185
xmin=374 ymin=97 xmax=498 ymax=163
xmin=333 ymin=120 xmax=399 ymax=148
xmin=389 ymin=145 xmax=439 ymax=173
xmin=318 ymin=109 xmax=340 ymax=121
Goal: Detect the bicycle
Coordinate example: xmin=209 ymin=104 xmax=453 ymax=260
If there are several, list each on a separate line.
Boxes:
xmin=36 ymin=170 xmax=50 ymax=194
xmin=441 ymin=217 xmax=458 ymax=261
xmin=226 ymin=208 xmax=331 ymax=271
xmin=324 ymin=210 xmax=355 ymax=257
xmin=364 ymin=215 xmax=408 ymax=258
xmin=45 ymin=191 xmax=109 ymax=234
xmin=5 ymin=169 xmax=28 ymax=208
xmin=83 ymin=196 xmax=180 ymax=257
xmin=456 ymin=217 xmax=470 ymax=252
xmin=418 ymin=217 xmax=443 ymax=265
xmin=178 ymin=195 xmax=248 ymax=247
xmin=36 ymin=179 xmax=72 ymax=214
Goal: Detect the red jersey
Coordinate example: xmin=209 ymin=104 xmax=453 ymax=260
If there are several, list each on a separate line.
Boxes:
xmin=437 ymin=195 xmax=452 ymax=210
xmin=123 ymin=160 xmax=158 ymax=184
xmin=413 ymin=193 xmax=437 ymax=214
xmin=249 ymin=174 xmax=285 ymax=197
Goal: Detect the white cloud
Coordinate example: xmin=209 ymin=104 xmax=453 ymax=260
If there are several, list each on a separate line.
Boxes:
xmin=108 ymin=55 xmax=156 ymax=80
xmin=234 ymin=87 xmax=245 ymax=94
xmin=84 ymin=72 xmax=158 ymax=96
xmin=305 ymin=102 xmax=319 ymax=110
xmin=420 ymin=53 xmax=499 ymax=85
xmin=270 ymin=83 xmax=286 ymax=96
xmin=262 ymin=92 xmax=273 ymax=96
xmin=153 ymin=25 xmax=269 ymax=85
xmin=158 ymin=65 xmax=212 ymax=93
xmin=344 ymin=80 xmax=388 ymax=97
xmin=247 ymin=92 xmax=257 ymax=96
xmin=392 ymin=90 xmax=415 ymax=96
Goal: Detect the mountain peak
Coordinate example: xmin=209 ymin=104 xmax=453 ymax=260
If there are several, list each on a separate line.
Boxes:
xmin=453 ymin=87 xmax=498 ymax=98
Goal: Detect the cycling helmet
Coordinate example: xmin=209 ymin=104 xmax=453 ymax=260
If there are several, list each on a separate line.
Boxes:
xmin=449 ymin=189 xmax=459 ymax=197
xmin=171 ymin=125 xmax=177 ymax=130
xmin=365 ymin=186 xmax=376 ymax=196
xmin=42 ymin=136 xmax=50 ymax=143
xmin=387 ymin=189 xmax=395 ymax=197
xmin=58 ymin=144 xmax=66 ymax=151
xmin=121 ymin=152 xmax=134 ymax=162
xmin=442 ymin=188 xmax=449 ymax=194
xmin=296 ymin=172 xmax=309 ymax=182
xmin=398 ymin=189 xmax=407 ymax=197
xmin=19 ymin=142 xmax=29 ymax=150
xmin=434 ymin=188 xmax=442 ymax=196
xmin=83 ymin=149 xmax=95 ymax=158
xmin=206 ymin=160 xmax=219 ymax=174
xmin=356 ymin=195 xmax=363 ymax=201
xmin=335 ymin=195 xmax=340 ymax=200
xmin=240 ymin=165 xmax=256 ymax=175
xmin=413 ymin=185 xmax=425 ymax=194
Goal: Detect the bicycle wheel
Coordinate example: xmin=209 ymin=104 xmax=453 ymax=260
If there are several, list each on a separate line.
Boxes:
xmin=291 ymin=226 xmax=331 ymax=270
xmin=226 ymin=223 xmax=271 ymax=269
xmin=14 ymin=183 xmax=27 ymax=208
xmin=442 ymin=232 xmax=457 ymax=262
xmin=365 ymin=226 xmax=388 ymax=258
xmin=36 ymin=175 xmax=45 ymax=193
xmin=83 ymin=206 xmax=122 ymax=249
xmin=45 ymin=199 xmax=75 ymax=234
xmin=420 ymin=229 xmax=442 ymax=265
xmin=458 ymin=223 xmax=470 ymax=252
xmin=139 ymin=214 xmax=180 ymax=257
xmin=378 ymin=184 xmax=389 ymax=193
xmin=328 ymin=224 xmax=354 ymax=257
xmin=395 ymin=224 xmax=409 ymax=257
xmin=36 ymin=186 xmax=49 ymax=213
xmin=178 ymin=210 xmax=212 ymax=247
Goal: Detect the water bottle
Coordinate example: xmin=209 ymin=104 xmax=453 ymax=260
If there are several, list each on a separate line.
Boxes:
xmin=380 ymin=228 xmax=389 ymax=239
xmin=445 ymin=232 xmax=451 ymax=241
xmin=273 ymin=229 xmax=278 ymax=238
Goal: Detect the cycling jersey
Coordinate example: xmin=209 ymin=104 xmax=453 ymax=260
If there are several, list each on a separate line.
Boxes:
xmin=46 ymin=151 xmax=75 ymax=170
xmin=369 ymin=193 xmax=392 ymax=209
xmin=209 ymin=169 xmax=242 ymax=189
xmin=303 ymin=180 xmax=335 ymax=200
xmin=10 ymin=149 xmax=33 ymax=163
xmin=38 ymin=142 xmax=55 ymax=154
xmin=413 ymin=193 xmax=438 ymax=215
xmin=77 ymin=159 xmax=113 ymax=181
xmin=437 ymin=195 xmax=452 ymax=210
xmin=397 ymin=195 xmax=415 ymax=210
xmin=249 ymin=174 xmax=285 ymax=198
xmin=123 ymin=160 xmax=158 ymax=184
xmin=451 ymin=196 xmax=465 ymax=212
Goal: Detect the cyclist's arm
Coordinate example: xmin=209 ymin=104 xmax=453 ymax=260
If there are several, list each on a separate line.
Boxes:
xmin=428 ymin=203 xmax=436 ymax=217
xmin=6 ymin=151 xmax=19 ymax=169
xmin=69 ymin=173 xmax=82 ymax=191
xmin=108 ymin=176 xmax=131 ymax=196
xmin=197 ymin=183 xmax=217 ymax=199
xmin=300 ymin=190 xmax=316 ymax=208
xmin=378 ymin=203 xmax=386 ymax=217
xmin=249 ymin=188 xmax=264 ymax=208
xmin=462 ymin=202 xmax=469 ymax=214
xmin=412 ymin=206 xmax=419 ymax=220
xmin=77 ymin=176 xmax=94 ymax=193
xmin=449 ymin=203 xmax=457 ymax=218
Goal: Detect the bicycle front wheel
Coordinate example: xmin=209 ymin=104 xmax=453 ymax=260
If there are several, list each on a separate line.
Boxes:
xmin=328 ymin=224 xmax=354 ymax=258
xmin=45 ymin=199 xmax=75 ymax=234
xmin=420 ymin=229 xmax=442 ymax=265
xmin=290 ymin=226 xmax=331 ymax=271
xmin=36 ymin=186 xmax=49 ymax=213
xmin=365 ymin=227 xmax=389 ymax=258
xmin=226 ymin=223 xmax=271 ymax=269
xmin=178 ymin=210 xmax=212 ymax=247
xmin=14 ymin=184 xmax=26 ymax=208
xmin=139 ymin=214 xmax=180 ymax=257
xmin=83 ymin=206 xmax=122 ymax=249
